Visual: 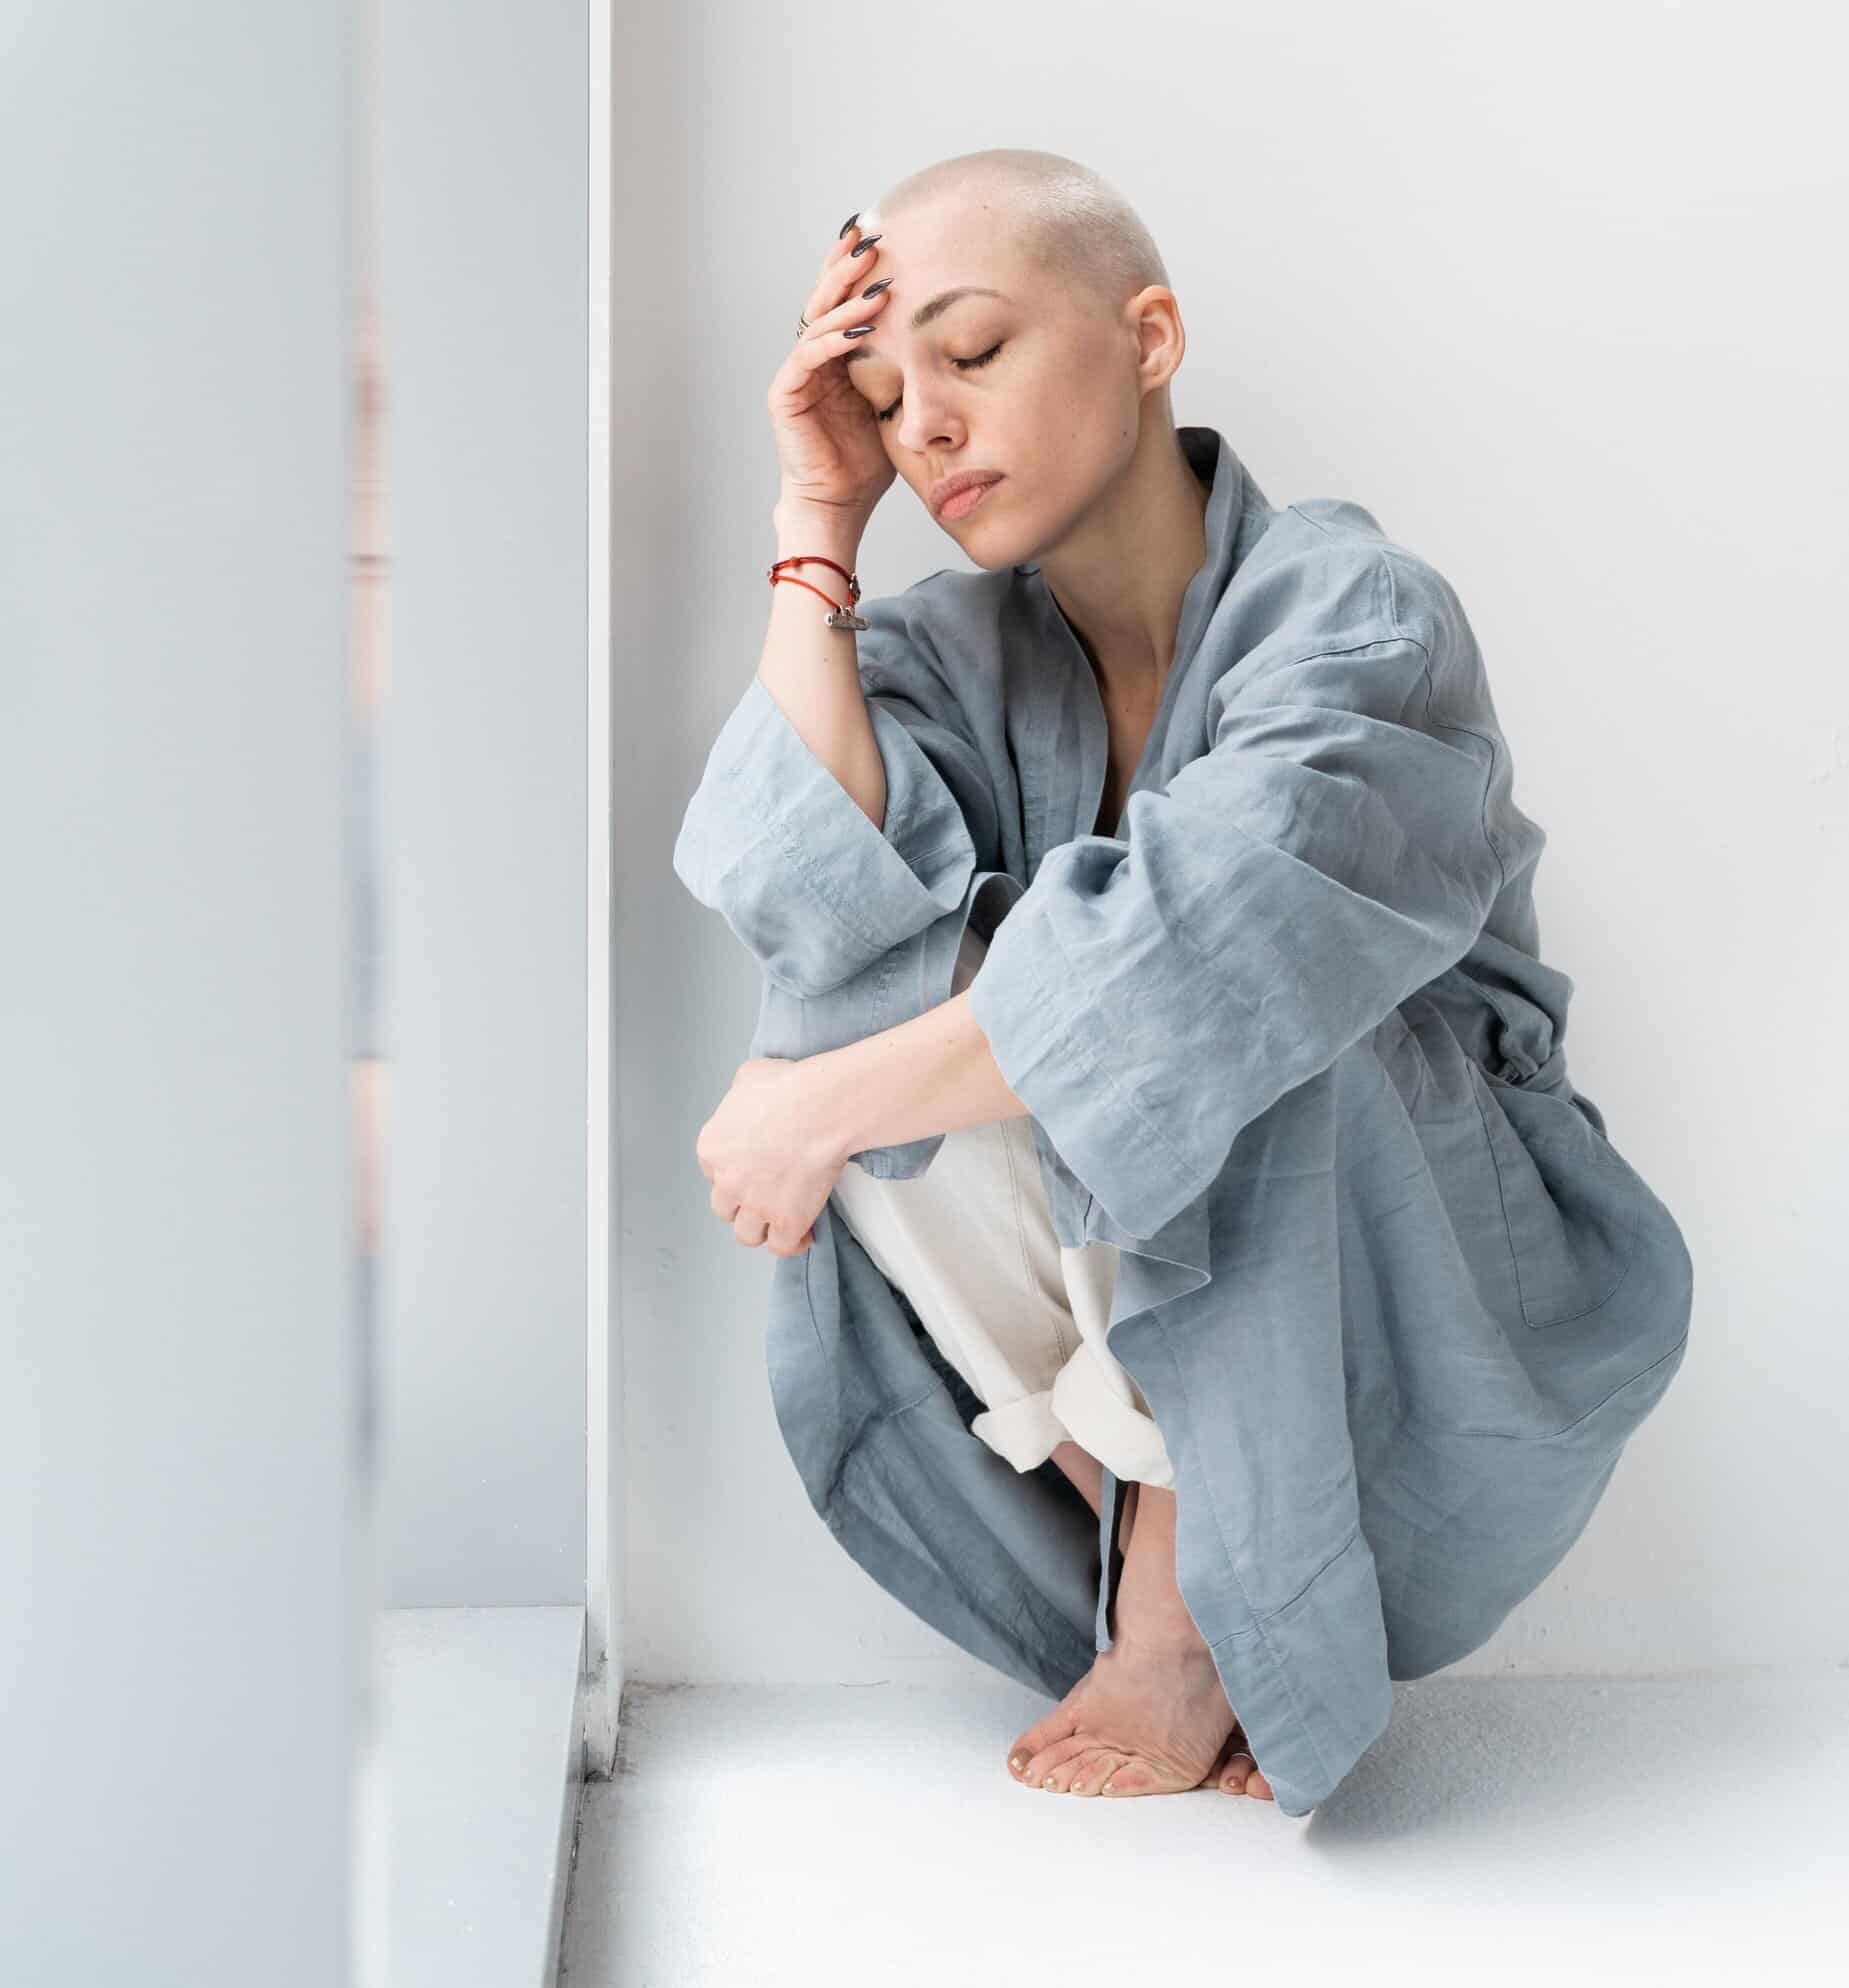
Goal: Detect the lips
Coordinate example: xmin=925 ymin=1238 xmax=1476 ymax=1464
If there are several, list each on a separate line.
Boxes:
xmin=933 ymin=472 xmax=1004 ymax=520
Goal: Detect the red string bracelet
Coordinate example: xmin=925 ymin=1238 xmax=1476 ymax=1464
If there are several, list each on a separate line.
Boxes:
xmin=767 ymin=553 xmax=869 ymax=630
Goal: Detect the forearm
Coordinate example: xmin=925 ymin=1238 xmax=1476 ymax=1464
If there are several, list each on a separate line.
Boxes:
xmin=808 ymin=987 xmax=1029 ymax=1162
xmin=758 ymin=502 xmax=885 ymax=829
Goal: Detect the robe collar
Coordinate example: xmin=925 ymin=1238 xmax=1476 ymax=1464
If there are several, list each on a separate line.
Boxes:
xmin=1015 ymin=426 xmax=1262 ymax=844
xmin=1003 ymin=427 xmax=1272 ymax=1311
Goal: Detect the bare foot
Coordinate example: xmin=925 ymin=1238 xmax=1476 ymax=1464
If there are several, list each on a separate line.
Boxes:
xmin=1005 ymin=1479 xmax=1274 ymax=1801
xmin=1201 ymin=1721 xmax=1275 ymax=1802
xmin=1007 ymin=1629 xmax=1269 ymax=1798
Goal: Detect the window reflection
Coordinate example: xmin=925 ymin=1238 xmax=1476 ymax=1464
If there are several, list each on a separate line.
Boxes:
xmin=350 ymin=273 xmax=388 ymax=1491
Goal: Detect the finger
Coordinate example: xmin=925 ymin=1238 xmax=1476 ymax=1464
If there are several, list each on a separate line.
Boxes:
xmin=789 ymin=233 xmax=889 ymax=360
xmin=805 ymin=219 xmax=883 ymax=324
xmin=787 ymin=280 xmax=891 ymax=378
xmin=732 ymin=1207 xmax=771 ymax=1248
xmin=766 ymin=1221 xmax=813 ymax=1259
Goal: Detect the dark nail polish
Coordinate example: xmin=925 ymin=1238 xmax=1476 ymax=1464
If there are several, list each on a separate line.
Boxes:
xmin=838 ymin=212 xmax=859 ymax=239
xmin=849 ymin=233 xmax=881 ymax=257
xmin=842 ymin=325 xmax=876 ymax=339
xmin=861 ymin=277 xmax=892 ymax=299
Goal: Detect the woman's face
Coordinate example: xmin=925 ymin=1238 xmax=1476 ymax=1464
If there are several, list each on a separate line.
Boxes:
xmin=843 ymin=200 xmax=1152 ymax=569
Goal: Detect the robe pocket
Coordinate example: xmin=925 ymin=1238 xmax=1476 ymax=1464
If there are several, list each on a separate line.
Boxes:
xmin=1474 ymin=1066 xmax=1647 ymax=1331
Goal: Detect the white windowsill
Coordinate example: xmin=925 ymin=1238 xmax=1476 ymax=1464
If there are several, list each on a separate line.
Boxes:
xmin=361 ymin=1606 xmax=585 ymax=1988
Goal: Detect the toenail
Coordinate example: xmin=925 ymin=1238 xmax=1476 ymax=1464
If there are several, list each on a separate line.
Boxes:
xmin=1010 ymin=1754 xmax=1024 ymax=1770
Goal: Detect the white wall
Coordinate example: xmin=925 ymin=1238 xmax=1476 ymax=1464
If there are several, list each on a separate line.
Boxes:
xmin=0 ymin=8 xmax=362 ymax=1983
xmin=636 ymin=0 xmax=1849 ymax=1683
xmin=377 ymin=0 xmax=589 ymax=1607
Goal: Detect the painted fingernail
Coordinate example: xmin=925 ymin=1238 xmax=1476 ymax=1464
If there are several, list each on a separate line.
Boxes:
xmin=838 ymin=212 xmax=859 ymax=238
xmin=861 ymin=277 xmax=892 ymax=299
xmin=849 ymin=233 xmax=881 ymax=257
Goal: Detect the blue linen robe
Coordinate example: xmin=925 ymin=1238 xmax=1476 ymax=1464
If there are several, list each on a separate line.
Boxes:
xmin=672 ymin=425 xmax=1693 ymax=1816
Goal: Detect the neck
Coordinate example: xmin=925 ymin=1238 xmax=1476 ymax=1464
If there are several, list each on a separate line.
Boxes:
xmin=1034 ymin=425 xmax=1211 ymax=705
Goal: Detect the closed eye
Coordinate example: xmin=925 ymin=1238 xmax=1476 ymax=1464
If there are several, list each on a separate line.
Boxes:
xmin=875 ymin=342 xmax=1004 ymax=424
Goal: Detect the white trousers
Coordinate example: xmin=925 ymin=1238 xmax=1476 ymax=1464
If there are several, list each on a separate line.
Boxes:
xmin=827 ymin=924 xmax=1176 ymax=1490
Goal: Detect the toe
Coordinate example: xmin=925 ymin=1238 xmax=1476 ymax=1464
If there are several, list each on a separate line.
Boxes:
xmin=1025 ymin=1734 xmax=1095 ymax=1790
xmin=1007 ymin=1706 xmax=1080 ymax=1780
xmin=1067 ymin=1748 xmax=1127 ymax=1797
xmin=1245 ymin=1765 xmax=1274 ymax=1801
xmin=1196 ymin=1729 xmax=1240 ymax=1797
xmin=1101 ymin=1757 xmax=1151 ymax=1796
xmin=1219 ymin=1750 xmax=1252 ymax=1797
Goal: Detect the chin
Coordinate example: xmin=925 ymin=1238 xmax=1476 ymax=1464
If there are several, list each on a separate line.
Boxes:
xmin=933 ymin=508 xmax=1026 ymax=571
xmin=950 ymin=538 xmax=1020 ymax=574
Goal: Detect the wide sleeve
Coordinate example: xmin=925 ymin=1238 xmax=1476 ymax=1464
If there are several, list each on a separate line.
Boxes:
xmin=670 ymin=588 xmax=997 ymax=999
xmin=964 ymin=629 xmax=1509 ymax=1240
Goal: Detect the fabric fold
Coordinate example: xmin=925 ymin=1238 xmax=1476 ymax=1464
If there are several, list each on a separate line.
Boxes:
xmin=671 ymin=671 xmax=978 ymax=998
xmin=966 ymin=626 xmax=1509 ymax=1242
xmin=1051 ymin=1344 xmax=1176 ymax=1490
xmin=968 ymin=1390 xmax=1066 ymax=1474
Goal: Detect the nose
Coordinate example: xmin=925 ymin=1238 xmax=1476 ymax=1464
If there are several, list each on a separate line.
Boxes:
xmin=896 ymin=393 xmax=963 ymax=456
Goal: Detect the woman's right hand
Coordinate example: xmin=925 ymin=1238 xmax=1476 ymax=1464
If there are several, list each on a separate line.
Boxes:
xmin=767 ymin=220 xmax=897 ymax=523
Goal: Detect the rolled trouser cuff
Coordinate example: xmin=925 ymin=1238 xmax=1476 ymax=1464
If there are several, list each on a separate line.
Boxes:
xmin=1053 ymin=1342 xmax=1175 ymax=1489
xmin=970 ymin=1389 xmax=1066 ymax=1474
xmin=970 ymin=1348 xmax=1176 ymax=1490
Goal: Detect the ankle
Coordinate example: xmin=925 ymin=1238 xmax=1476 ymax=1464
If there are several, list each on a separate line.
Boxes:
xmin=1112 ymin=1577 xmax=1205 ymax=1649
xmin=1049 ymin=1439 xmax=1105 ymax=1519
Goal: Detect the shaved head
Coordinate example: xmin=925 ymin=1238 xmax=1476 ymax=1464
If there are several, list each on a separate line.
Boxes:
xmin=860 ymin=148 xmax=1169 ymax=326
xmin=839 ymin=146 xmax=1201 ymax=592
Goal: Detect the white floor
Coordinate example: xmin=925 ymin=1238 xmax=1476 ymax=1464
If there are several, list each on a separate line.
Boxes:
xmin=559 ymin=1672 xmax=1847 ymax=1987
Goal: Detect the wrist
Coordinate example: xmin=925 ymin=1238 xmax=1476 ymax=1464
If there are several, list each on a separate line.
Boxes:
xmin=795 ymin=1041 xmax=869 ymax=1170
xmin=773 ymin=501 xmax=867 ymax=561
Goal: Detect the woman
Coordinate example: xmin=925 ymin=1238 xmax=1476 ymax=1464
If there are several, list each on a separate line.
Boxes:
xmin=674 ymin=148 xmax=1693 ymax=1816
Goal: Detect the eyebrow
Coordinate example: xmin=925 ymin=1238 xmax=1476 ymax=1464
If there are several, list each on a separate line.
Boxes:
xmin=840 ymin=286 xmax=1013 ymax=365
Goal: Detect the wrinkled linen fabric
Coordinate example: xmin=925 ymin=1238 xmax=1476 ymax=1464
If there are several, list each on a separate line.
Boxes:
xmin=828 ymin=921 xmax=1175 ymax=1491
xmin=672 ymin=425 xmax=1693 ymax=1816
